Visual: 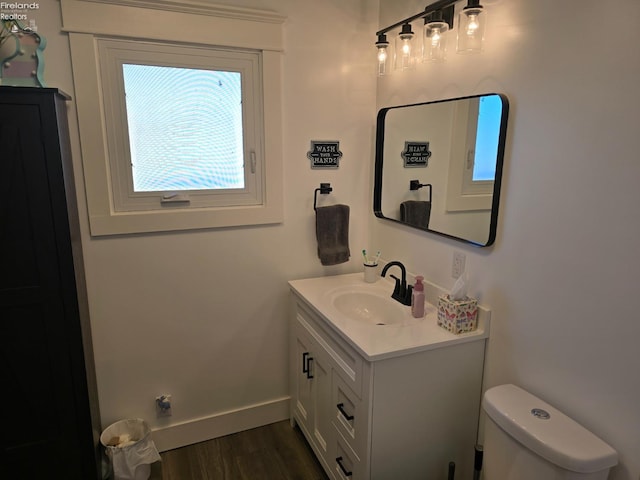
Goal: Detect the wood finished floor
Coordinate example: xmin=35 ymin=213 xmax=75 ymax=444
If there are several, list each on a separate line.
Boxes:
xmin=150 ymin=421 xmax=329 ymax=480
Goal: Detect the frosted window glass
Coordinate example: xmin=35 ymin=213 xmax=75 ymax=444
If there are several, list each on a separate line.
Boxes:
xmin=122 ymin=64 xmax=244 ymax=192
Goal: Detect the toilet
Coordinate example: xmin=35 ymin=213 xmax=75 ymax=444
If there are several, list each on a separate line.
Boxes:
xmin=482 ymin=384 xmax=618 ymax=480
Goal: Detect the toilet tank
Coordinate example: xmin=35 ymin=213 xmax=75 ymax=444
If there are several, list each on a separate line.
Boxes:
xmin=482 ymin=384 xmax=617 ymax=480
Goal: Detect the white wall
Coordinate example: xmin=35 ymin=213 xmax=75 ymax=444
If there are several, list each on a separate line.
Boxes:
xmin=374 ymin=1 xmax=640 ymax=479
xmin=39 ymin=0 xmax=378 ymax=450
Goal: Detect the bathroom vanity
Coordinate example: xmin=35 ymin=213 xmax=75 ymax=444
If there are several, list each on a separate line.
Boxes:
xmin=289 ymin=273 xmax=490 ymax=479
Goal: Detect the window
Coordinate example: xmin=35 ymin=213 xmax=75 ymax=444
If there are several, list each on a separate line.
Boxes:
xmin=62 ymin=0 xmax=284 ymax=235
xmin=446 ymin=95 xmax=502 ymax=211
xmin=461 ymin=94 xmax=501 ymax=194
xmin=471 ymin=95 xmax=501 ymax=181
xmin=99 ymin=39 xmax=263 ymax=213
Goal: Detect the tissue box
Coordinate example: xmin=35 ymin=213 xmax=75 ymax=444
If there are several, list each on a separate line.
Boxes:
xmin=437 ymin=294 xmax=478 ymax=334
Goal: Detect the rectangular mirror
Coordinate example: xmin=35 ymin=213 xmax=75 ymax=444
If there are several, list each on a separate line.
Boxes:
xmin=374 ymin=93 xmax=509 ymax=246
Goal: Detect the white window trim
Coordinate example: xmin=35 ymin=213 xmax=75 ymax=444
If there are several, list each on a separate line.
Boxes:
xmin=61 ymin=0 xmax=285 ymax=235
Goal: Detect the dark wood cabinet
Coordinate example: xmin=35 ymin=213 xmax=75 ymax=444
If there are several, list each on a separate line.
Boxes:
xmin=0 ymin=87 xmax=101 ymax=479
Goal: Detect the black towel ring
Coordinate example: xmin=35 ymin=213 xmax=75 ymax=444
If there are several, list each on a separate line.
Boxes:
xmin=409 ymin=180 xmax=432 ymax=203
xmin=313 ymin=183 xmax=333 ymax=211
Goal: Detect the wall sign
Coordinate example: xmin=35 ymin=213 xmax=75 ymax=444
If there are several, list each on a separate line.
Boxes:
xmin=402 ymin=141 xmax=431 ymax=168
xmin=307 ymin=140 xmax=342 ymax=169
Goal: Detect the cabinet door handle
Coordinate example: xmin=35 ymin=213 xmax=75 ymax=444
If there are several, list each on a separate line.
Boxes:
xmin=337 ymin=403 xmax=354 ymax=421
xmin=336 ymin=456 xmax=353 ymax=477
xmin=302 ymin=352 xmax=314 ymax=379
xmin=306 ymin=357 xmax=314 ymax=379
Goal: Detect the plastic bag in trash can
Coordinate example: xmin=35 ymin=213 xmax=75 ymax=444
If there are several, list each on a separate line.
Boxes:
xmin=100 ymin=418 xmax=161 ymax=480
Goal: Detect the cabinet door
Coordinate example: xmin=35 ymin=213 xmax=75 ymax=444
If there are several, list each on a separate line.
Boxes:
xmin=309 ymin=340 xmax=332 ymax=463
xmin=293 ymin=320 xmax=334 ymax=467
xmin=0 ymin=96 xmax=97 ymax=478
xmin=293 ymin=325 xmax=314 ymax=432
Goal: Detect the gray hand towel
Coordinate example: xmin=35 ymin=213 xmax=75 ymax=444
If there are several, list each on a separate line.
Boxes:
xmin=400 ymin=201 xmax=431 ymax=229
xmin=315 ymin=204 xmax=350 ymax=266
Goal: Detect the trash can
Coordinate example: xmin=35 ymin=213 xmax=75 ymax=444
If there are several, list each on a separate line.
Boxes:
xmin=100 ymin=418 xmax=161 ymax=480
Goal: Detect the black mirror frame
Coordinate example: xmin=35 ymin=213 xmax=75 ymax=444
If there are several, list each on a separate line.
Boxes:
xmin=373 ymin=93 xmax=509 ymax=247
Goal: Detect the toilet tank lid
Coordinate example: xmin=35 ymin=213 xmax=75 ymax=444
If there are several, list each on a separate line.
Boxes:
xmin=483 ymin=384 xmax=618 ymax=474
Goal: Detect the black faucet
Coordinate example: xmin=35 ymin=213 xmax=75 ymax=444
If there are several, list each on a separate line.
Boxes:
xmin=380 ymin=261 xmax=413 ymax=306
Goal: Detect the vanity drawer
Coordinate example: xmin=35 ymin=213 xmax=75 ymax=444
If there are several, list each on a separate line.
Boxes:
xmin=332 ymin=429 xmax=364 ymax=480
xmin=332 ymin=371 xmax=367 ymax=458
xmin=296 ymin=300 xmax=365 ymax=397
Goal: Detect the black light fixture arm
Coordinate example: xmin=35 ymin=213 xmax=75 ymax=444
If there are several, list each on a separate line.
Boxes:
xmin=376 ymin=0 xmax=459 ymax=36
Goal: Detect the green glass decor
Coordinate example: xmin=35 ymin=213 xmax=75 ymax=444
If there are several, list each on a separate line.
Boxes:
xmin=0 ymin=19 xmax=46 ymax=87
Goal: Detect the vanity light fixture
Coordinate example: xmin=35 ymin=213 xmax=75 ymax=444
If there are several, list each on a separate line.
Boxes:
xmin=457 ymin=0 xmax=486 ymax=54
xmin=375 ymin=0 xmax=486 ymax=75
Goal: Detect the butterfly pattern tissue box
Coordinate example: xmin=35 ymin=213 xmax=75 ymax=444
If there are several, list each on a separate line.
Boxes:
xmin=437 ymin=294 xmax=478 ymax=334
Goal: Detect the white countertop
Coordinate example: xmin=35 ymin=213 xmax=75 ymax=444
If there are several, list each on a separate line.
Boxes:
xmin=289 ymin=272 xmax=490 ymax=361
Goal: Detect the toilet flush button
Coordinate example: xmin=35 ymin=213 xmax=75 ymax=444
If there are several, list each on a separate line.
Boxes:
xmin=531 ymin=408 xmax=551 ymax=419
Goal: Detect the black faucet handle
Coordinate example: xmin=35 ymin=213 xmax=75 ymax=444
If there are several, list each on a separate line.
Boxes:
xmin=403 ymin=284 xmax=414 ymax=306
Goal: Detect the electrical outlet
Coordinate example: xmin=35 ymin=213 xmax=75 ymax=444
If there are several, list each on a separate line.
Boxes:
xmin=156 ymin=394 xmax=172 ymax=417
xmin=452 ymin=251 xmax=466 ymax=279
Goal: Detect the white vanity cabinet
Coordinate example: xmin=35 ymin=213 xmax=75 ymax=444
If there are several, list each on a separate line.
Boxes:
xmin=289 ymin=275 xmax=489 ymax=480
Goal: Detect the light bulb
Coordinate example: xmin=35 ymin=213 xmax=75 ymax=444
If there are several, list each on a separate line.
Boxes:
xmin=401 ymin=38 xmax=411 ymax=56
xmin=377 ymin=47 xmax=387 ymax=63
xmin=466 ymin=14 xmax=479 ymax=35
xmin=430 ymin=28 xmax=442 ymax=46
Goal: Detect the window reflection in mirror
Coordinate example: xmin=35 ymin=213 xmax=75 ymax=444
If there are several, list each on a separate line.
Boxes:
xmin=374 ymin=93 xmax=509 ymax=247
xmin=473 ymin=95 xmax=502 ymax=181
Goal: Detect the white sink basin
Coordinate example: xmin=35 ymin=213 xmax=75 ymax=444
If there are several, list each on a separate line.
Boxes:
xmin=325 ymin=285 xmax=409 ymax=325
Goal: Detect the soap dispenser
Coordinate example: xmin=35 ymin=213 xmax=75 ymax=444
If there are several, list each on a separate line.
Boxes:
xmin=411 ymin=276 xmax=425 ymax=318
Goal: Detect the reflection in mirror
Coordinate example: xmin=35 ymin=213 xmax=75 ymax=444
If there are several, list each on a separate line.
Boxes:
xmin=374 ymin=93 xmax=509 ymax=246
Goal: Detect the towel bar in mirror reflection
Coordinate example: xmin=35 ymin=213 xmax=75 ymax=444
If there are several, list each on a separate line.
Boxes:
xmin=374 ymin=93 xmax=509 ymax=247
xmin=409 ymin=180 xmax=432 ymax=200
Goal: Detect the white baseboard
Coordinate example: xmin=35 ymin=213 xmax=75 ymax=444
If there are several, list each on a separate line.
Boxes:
xmin=151 ymin=396 xmax=290 ymax=452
